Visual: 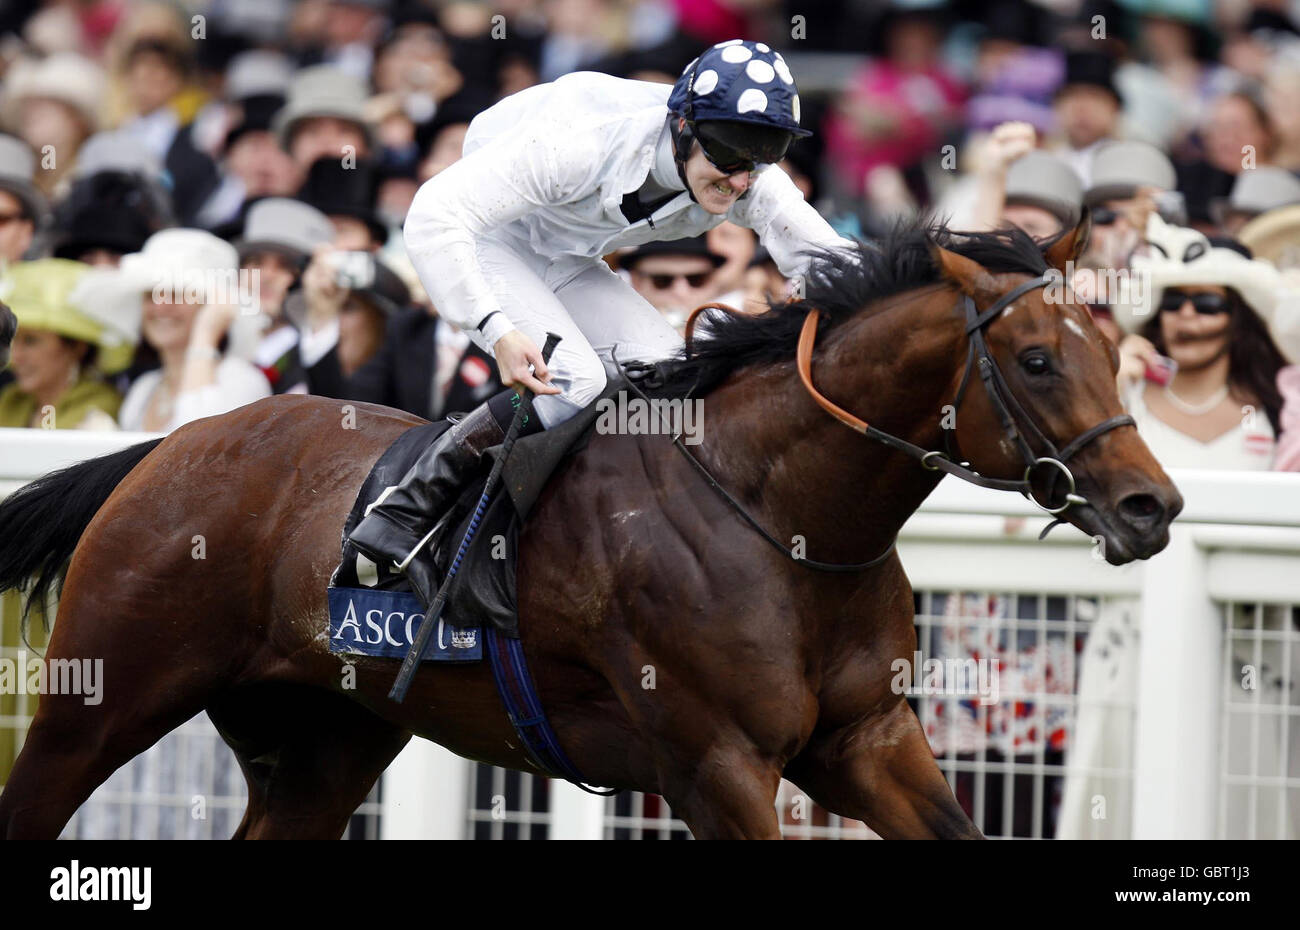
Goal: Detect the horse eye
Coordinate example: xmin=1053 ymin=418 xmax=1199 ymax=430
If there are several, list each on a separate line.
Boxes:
xmin=1021 ymin=352 xmax=1051 ymax=376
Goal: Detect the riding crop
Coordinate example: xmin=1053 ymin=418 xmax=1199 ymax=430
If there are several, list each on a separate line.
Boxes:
xmin=388 ymin=331 xmax=562 ymax=703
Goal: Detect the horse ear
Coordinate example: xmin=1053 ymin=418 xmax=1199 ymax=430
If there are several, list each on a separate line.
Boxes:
xmin=933 ymin=244 xmax=997 ymax=298
xmin=1044 ymin=206 xmax=1091 ymax=272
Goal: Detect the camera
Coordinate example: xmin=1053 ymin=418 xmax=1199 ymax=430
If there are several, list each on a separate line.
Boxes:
xmin=332 ymin=251 xmax=376 ymax=290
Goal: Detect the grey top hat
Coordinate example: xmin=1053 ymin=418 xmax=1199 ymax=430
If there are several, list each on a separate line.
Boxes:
xmin=224 ymin=50 xmax=294 ymax=102
xmin=235 ymin=198 xmax=334 ymax=262
xmin=72 ymin=131 xmax=168 ymax=185
xmin=1084 ymin=140 xmax=1176 ymax=206
xmin=1004 ymin=151 xmax=1084 ymax=228
xmin=273 ymin=65 xmax=373 ymax=149
xmin=1210 ymin=167 xmax=1300 ymax=225
xmin=0 ymin=133 xmax=47 ymax=224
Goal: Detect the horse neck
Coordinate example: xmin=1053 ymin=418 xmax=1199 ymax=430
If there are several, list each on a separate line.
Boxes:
xmin=699 ymin=284 xmax=967 ymax=565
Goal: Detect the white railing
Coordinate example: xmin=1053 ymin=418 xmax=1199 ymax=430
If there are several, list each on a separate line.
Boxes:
xmin=2 ymin=428 xmax=1298 ymax=839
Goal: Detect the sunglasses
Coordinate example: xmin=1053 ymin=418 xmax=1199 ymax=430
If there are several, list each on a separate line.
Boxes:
xmin=1091 ymin=207 xmax=1119 ymax=226
xmin=1158 ymin=289 xmax=1231 ymax=314
xmin=643 ymin=271 xmax=712 ymax=290
xmin=696 ymin=135 xmax=759 ymax=175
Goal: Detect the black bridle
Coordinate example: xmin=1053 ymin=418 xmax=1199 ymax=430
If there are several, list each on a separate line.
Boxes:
xmin=930 ymin=273 xmax=1136 ymax=516
xmin=624 ymin=273 xmax=1135 ymax=572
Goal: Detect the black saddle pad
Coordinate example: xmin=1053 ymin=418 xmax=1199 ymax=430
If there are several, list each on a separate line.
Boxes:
xmin=329 ymin=378 xmax=625 ymax=637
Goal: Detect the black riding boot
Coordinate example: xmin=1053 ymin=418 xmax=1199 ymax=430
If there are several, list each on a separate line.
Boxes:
xmin=347 ymin=401 xmax=509 ymax=609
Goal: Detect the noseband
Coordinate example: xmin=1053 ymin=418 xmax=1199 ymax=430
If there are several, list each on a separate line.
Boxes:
xmin=794 ymin=273 xmax=1135 ymax=525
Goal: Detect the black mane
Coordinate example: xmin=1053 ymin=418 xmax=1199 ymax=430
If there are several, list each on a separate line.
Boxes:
xmin=642 ymin=222 xmax=1052 ymax=398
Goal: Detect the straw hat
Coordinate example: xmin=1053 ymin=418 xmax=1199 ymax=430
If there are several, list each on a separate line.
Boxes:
xmin=1112 ymin=213 xmax=1300 ymax=358
xmin=0 ymin=259 xmax=140 ymax=374
xmin=1238 ymin=203 xmax=1300 ymax=272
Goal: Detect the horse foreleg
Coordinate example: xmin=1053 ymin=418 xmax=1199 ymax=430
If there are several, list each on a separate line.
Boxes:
xmin=657 ymin=743 xmax=784 ymax=840
xmin=785 ymin=699 xmax=982 ymax=839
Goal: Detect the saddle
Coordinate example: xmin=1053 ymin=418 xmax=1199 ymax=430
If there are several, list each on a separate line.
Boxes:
xmin=330 ymin=376 xmax=628 ymax=637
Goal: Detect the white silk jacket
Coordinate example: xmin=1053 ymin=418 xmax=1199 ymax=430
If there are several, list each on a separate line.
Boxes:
xmin=403 ymin=71 xmax=852 ymax=346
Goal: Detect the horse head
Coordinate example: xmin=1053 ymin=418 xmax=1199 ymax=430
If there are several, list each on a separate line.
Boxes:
xmin=933 ymin=216 xmax=1182 ymax=563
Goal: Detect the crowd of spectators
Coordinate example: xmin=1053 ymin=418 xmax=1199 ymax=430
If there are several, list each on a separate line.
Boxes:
xmin=0 ymin=0 xmax=1294 ymax=471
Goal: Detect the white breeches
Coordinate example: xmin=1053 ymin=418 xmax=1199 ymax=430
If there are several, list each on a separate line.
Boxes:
xmin=470 ymin=234 xmax=684 ymax=428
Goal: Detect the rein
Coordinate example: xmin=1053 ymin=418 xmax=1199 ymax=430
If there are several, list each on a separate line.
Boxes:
xmin=795 ymin=273 xmax=1135 ymax=535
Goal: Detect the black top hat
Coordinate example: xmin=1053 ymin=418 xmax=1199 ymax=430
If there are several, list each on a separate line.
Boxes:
xmin=51 ymin=171 xmax=172 ymax=259
xmin=1056 ymin=49 xmax=1121 ymax=104
xmin=414 ymin=87 xmax=494 ymax=158
xmin=353 ymin=257 xmax=412 ymax=316
xmin=223 ymin=94 xmax=285 ymax=151
xmin=619 ymin=235 xmax=727 ymax=271
xmin=296 ymin=156 xmax=387 ymax=245
xmin=979 ymin=0 xmax=1043 ymax=46
xmin=52 ymin=203 xmax=157 ymax=259
xmin=864 ymin=2 xmax=952 ymax=57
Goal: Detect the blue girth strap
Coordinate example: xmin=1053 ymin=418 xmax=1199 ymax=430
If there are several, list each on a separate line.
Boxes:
xmin=484 ymin=626 xmax=619 ymax=796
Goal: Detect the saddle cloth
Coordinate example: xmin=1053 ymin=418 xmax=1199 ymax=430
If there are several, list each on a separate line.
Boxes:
xmin=328 ymin=377 xmax=624 ymax=639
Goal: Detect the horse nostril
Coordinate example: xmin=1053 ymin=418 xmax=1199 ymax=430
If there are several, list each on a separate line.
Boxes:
xmin=1118 ymin=492 xmax=1165 ymax=529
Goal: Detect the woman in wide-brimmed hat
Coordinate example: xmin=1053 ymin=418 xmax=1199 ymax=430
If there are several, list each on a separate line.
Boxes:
xmin=0 ymin=259 xmax=137 ymax=430
xmin=1112 ymin=214 xmax=1296 ymax=469
xmin=116 ymin=229 xmax=270 ymax=433
xmin=1239 ymin=204 xmax=1300 ymax=469
xmin=1 ymin=52 xmax=104 ymax=196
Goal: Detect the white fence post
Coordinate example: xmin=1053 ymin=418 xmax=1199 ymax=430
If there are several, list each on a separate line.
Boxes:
xmin=1132 ymin=526 xmax=1221 ymax=839
xmin=380 ymin=739 xmax=471 ymax=839
xmin=547 ymin=780 xmax=606 ymax=839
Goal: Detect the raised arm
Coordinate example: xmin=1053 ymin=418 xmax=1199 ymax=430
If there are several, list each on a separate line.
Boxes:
xmin=403 ymin=130 xmax=597 ymax=348
xmin=732 ymin=165 xmax=854 ymax=279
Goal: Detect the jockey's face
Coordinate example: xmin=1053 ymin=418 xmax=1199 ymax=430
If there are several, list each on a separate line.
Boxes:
xmin=681 ymin=123 xmax=755 ymax=214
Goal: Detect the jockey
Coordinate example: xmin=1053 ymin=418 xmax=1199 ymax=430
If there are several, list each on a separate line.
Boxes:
xmin=348 ymin=39 xmax=852 ymax=607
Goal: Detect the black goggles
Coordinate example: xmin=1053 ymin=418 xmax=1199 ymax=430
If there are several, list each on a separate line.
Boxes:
xmin=1158 ymin=288 xmax=1231 ymax=314
xmin=695 ymin=127 xmax=791 ymax=175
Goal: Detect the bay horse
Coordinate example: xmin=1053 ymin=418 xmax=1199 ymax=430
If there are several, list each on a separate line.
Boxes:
xmin=0 ymin=219 xmax=1180 ymax=839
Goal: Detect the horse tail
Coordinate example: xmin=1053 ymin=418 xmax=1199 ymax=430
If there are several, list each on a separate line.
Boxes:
xmin=0 ymin=438 xmax=163 ymax=634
